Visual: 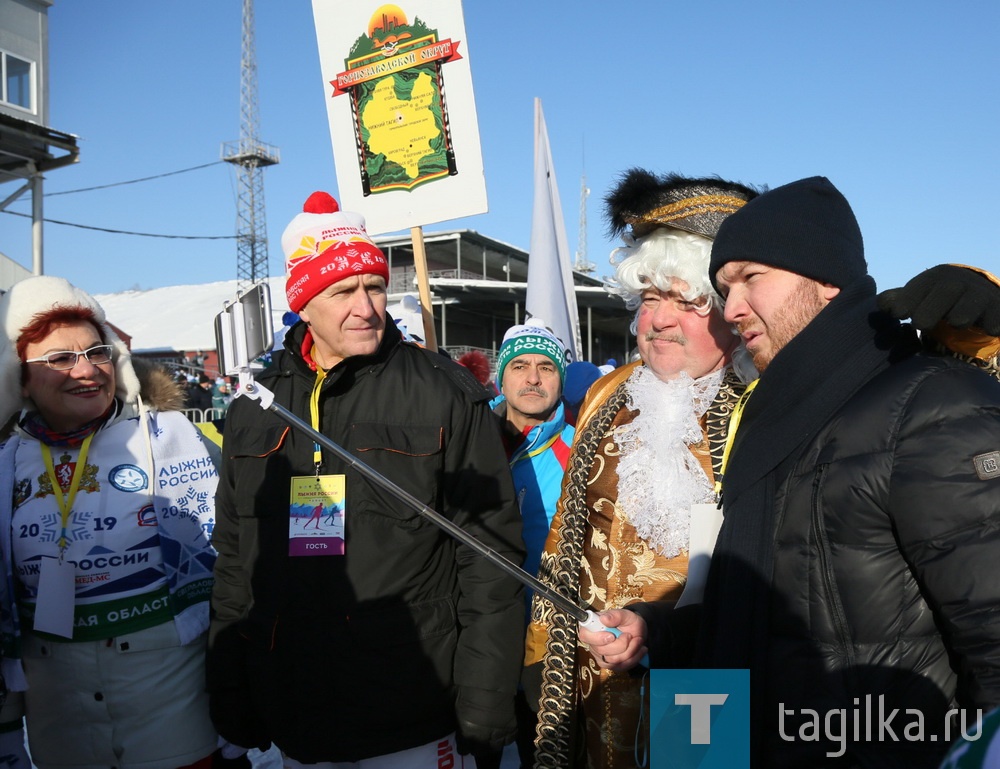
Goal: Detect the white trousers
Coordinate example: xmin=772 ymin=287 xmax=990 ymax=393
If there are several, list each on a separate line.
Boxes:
xmin=282 ymin=733 xmax=474 ymax=769
xmin=21 ymin=623 xmax=216 ymax=769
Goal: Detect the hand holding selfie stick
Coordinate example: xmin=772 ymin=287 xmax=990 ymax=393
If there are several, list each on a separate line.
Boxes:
xmin=215 ymin=286 xmax=636 ymax=651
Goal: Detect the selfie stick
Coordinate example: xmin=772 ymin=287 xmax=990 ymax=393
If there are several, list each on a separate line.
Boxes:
xmin=216 ymin=287 xmax=628 ymax=642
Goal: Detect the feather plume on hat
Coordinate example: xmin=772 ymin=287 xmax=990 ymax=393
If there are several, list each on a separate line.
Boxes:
xmin=602 ymin=170 xmax=764 ymax=384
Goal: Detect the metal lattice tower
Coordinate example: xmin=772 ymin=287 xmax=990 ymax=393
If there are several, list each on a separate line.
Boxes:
xmin=222 ymin=0 xmax=279 ymax=288
xmin=573 ymin=170 xmax=595 ymax=274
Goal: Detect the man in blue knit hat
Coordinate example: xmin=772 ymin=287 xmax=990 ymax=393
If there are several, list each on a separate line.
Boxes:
xmin=489 ymin=317 xmax=575 ymax=767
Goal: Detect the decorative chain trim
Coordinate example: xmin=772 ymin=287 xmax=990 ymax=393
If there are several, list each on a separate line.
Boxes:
xmin=706 ymin=369 xmax=747 ymax=482
xmin=534 ymin=381 xmax=631 ymax=767
xmin=532 ymin=367 xmax=745 ymax=766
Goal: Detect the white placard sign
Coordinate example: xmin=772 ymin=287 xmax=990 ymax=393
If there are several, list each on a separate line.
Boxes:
xmin=311 ymin=0 xmax=488 ymax=235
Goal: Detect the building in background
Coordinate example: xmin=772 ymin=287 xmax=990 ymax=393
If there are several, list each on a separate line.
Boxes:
xmin=378 ymin=229 xmax=632 ymax=368
xmin=0 ymin=0 xmax=79 ymax=284
xmin=94 ymin=229 xmax=634 ymax=386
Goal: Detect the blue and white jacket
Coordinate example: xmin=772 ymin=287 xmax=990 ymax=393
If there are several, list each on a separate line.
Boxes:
xmin=490 ymin=396 xmax=574 ymax=611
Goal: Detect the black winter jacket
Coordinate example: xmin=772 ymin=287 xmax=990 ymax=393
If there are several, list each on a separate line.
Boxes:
xmin=703 ymin=285 xmax=1000 ymax=768
xmin=640 ymin=286 xmax=1000 ymax=768
xmin=207 ymin=321 xmax=525 ymax=762
xmin=761 ymin=352 xmax=1000 ymax=767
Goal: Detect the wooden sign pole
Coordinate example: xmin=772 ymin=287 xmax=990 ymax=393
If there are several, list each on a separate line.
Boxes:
xmin=409 ymin=226 xmax=439 ymax=352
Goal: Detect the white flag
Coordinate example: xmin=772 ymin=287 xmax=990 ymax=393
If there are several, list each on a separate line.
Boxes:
xmin=525 ymin=98 xmax=581 ymax=362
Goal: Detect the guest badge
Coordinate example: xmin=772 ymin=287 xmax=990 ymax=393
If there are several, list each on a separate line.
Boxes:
xmin=289 ymin=475 xmax=346 ymax=556
xmin=675 ymin=502 xmax=724 ymax=609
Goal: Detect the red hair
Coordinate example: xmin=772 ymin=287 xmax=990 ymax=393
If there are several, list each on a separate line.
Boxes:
xmin=16 ymin=306 xmax=107 ymax=382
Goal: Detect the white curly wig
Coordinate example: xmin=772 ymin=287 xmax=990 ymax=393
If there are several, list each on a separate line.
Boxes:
xmin=606 ymin=229 xmax=721 ymax=326
xmin=604 ymin=228 xmax=757 ymax=383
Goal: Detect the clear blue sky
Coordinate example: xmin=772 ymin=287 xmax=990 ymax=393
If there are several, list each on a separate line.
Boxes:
xmin=2 ymin=0 xmax=998 ymax=296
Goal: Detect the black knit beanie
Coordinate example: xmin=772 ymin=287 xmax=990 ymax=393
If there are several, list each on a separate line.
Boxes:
xmin=708 ymin=176 xmax=867 ymax=292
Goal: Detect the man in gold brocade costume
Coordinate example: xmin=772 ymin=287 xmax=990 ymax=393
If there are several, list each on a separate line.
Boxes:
xmin=525 ymin=170 xmax=760 ymax=769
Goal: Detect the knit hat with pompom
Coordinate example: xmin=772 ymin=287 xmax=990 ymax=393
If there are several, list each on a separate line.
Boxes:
xmin=281 ymin=191 xmax=389 ymax=313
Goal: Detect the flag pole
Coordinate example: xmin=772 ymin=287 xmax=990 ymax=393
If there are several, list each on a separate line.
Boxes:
xmin=525 ymin=97 xmax=582 ymax=362
xmin=410 ymin=225 xmax=439 ymax=352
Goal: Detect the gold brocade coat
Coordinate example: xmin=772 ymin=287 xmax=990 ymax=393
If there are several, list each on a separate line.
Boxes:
xmin=526 ymin=361 xmax=744 ymax=769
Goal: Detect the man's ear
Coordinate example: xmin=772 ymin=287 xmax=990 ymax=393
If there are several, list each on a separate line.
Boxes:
xmin=821 ymin=283 xmax=841 ymax=302
xmin=298 ymin=307 xmax=311 ymax=325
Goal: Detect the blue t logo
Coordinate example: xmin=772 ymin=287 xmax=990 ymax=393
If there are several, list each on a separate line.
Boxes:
xmin=675 ymin=693 xmax=730 ymax=744
xmin=650 ymin=670 xmax=750 ymax=768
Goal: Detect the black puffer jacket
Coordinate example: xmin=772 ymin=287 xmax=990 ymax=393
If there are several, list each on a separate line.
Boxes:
xmin=763 ymin=351 xmax=1000 ymax=766
xmin=207 ymin=320 xmax=525 ymax=762
xmin=698 ymin=282 xmax=1000 ymax=768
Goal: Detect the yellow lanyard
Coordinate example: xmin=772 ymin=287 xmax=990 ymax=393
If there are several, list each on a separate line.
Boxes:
xmin=714 ymin=378 xmax=759 ymax=496
xmin=41 ymin=432 xmax=95 ymax=556
xmin=309 ymin=364 xmax=328 ymax=471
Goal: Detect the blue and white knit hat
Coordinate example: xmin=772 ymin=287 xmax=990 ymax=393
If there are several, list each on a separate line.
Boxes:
xmin=496 ymin=318 xmax=567 ymax=389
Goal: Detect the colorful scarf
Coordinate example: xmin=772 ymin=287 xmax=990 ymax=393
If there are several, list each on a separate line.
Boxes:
xmin=18 ymin=400 xmax=119 ymax=448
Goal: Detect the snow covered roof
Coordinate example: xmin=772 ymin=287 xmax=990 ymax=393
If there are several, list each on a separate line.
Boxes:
xmin=93 ymin=276 xmax=425 ymax=355
xmin=94 ymin=276 xmax=290 ymax=353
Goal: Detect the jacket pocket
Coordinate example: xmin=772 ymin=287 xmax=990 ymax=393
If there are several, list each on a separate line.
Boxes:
xmin=226 ymin=425 xmax=289 ymax=460
xmin=349 ymin=422 xmax=445 ymax=523
xmin=348 ymin=596 xmax=457 ymax=650
xmin=225 ymin=425 xmax=293 ymax=520
xmin=352 ymin=422 xmax=443 ymax=458
xmin=811 ymin=464 xmax=855 ymax=666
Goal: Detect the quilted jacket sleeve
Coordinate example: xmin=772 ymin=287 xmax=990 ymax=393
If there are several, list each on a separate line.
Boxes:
xmin=887 ymin=363 xmax=1000 ymax=708
xmin=446 ymin=394 xmax=526 ymax=752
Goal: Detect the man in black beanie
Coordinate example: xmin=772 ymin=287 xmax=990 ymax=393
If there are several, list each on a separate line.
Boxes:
xmin=708 ymin=175 xmax=868 ymax=371
xmin=712 ymin=175 xmax=866 ymax=290
xmin=710 ymin=175 xmax=1000 ymax=767
xmin=582 ymin=176 xmax=1000 ymax=768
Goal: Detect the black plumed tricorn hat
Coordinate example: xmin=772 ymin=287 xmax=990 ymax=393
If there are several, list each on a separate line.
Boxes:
xmin=605 ymin=169 xmax=761 ymax=241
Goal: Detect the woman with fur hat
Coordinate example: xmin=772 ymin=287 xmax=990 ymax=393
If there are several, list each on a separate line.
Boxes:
xmin=0 ymin=276 xmax=221 ymax=768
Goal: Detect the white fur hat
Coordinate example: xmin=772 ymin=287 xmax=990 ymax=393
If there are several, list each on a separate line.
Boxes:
xmin=0 ymin=275 xmax=141 ymax=425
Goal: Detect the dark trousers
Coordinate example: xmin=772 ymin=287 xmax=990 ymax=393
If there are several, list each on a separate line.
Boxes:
xmin=514 ymin=689 xmax=537 ymax=769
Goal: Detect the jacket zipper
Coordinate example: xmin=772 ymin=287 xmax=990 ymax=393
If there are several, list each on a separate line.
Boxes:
xmin=811 ymin=464 xmax=855 ymax=667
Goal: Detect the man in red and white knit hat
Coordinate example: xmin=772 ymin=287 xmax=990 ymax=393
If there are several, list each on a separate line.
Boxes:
xmin=208 ymin=193 xmax=525 ymax=769
xmin=280 ymin=191 xmax=390 ymax=368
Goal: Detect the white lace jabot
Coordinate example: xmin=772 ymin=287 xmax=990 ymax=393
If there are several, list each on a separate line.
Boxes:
xmin=613 ymin=366 xmax=723 ymax=558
